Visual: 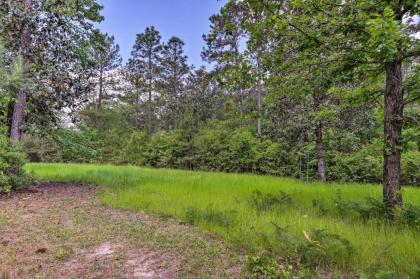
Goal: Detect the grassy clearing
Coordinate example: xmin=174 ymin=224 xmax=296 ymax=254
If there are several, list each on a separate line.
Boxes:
xmin=26 ymin=163 xmax=420 ymax=277
xmin=0 ymin=183 xmax=240 ymax=278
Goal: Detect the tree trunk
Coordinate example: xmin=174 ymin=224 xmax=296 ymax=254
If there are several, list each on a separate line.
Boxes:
xmin=315 ymin=122 xmax=326 ymax=182
xmin=10 ymin=90 xmax=26 ymax=141
xmin=383 ymin=61 xmax=404 ymax=209
xmin=147 ymin=88 xmax=153 ymax=135
xmin=10 ymin=0 xmax=31 ymax=141
xmin=97 ymin=67 xmax=103 ymax=109
xmin=256 ymin=62 xmax=263 ymax=138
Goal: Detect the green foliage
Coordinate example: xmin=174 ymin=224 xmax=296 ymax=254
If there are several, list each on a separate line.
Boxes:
xmin=1 ymin=0 xmax=104 ymax=134
xmin=28 ymin=164 xmax=420 ymax=277
xmin=297 ymin=229 xmax=354 ymax=268
xmin=24 ymin=127 xmax=101 ymax=163
xmin=327 ymin=141 xmax=383 ymax=184
xmin=185 ymin=206 xmax=236 ymax=228
xmin=0 ymin=136 xmax=31 ymax=193
xmin=248 ymin=190 xmax=292 ymax=212
xmin=0 ymin=41 xmax=31 ymax=193
xmin=225 ymin=129 xmax=259 ymax=172
xmin=117 ymin=131 xmax=148 ymax=165
xmin=63 ymin=108 xmax=418 ymax=186
xmin=54 ymin=127 xmax=101 ymax=163
xmin=401 ymin=150 xmax=420 ymax=186
xmin=246 ymin=252 xmax=281 ymax=279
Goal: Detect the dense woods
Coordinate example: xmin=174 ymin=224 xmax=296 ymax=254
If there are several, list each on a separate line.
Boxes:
xmin=1 ymin=1 xmax=419 ymax=204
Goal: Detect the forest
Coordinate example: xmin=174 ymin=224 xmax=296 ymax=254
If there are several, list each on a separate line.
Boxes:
xmin=0 ymin=0 xmax=419 ymax=278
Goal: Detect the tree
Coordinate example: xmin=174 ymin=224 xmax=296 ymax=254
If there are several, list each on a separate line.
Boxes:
xmin=0 ymin=41 xmax=23 ymax=136
xmin=246 ymin=0 xmax=419 ymax=208
xmin=126 ymin=26 xmax=163 ymax=135
xmin=0 ymin=0 xmax=103 ymax=140
xmin=92 ymin=33 xmax=122 ymax=109
xmin=202 ymin=1 xmax=251 ymax=118
xmin=184 ymin=67 xmax=225 ymax=126
xmin=159 ymin=36 xmax=190 ymax=129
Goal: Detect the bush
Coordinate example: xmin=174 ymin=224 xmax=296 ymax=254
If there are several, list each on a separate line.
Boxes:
xmin=246 ymin=252 xmax=281 ymax=279
xmin=193 ymin=126 xmax=229 ymax=171
xmin=225 ymin=129 xmax=259 ymax=173
xmin=24 ymin=126 xmax=102 ymax=163
xmin=401 ymin=150 xmax=420 ymax=186
xmin=297 ymin=229 xmax=354 ymax=268
xmin=116 ymin=131 xmax=149 ymax=165
xmin=257 ymin=140 xmax=294 ymax=176
xmin=0 ymin=136 xmax=31 ymax=193
xmin=328 ymin=141 xmax=383 ymax=183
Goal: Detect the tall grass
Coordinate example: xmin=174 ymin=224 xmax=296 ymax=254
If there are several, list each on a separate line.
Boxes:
xmin=26 ymin=163 xmax=420 ymax=277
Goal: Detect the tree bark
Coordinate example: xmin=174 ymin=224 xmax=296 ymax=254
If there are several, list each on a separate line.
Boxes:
xmin=315 ymin=122 xmax=326 ymax=182
xmin=383 ymin=61 xmax=404 ymax=209
xmin=10 ymin=0 xmax=31 ymax=141
xmin=10 ymin=90 xmax=26 ymax=141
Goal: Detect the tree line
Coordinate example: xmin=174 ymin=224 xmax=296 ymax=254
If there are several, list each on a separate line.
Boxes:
xmin=0 ymin=0 xmax=419 ymax=211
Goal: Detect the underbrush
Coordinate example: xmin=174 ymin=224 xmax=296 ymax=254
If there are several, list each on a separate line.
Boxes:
xmin=0 ymin=136 xmax=32 ymax=193
xmin=26 ymin=163 xmax=420 ymax=278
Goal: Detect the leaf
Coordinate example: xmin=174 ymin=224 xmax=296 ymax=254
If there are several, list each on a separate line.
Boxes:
xmin=303 ymin=230 xmax=320 ymax=245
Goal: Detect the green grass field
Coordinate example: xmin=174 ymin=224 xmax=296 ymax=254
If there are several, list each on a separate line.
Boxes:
xmin=26 ymin=163 xmax=420 ymax=277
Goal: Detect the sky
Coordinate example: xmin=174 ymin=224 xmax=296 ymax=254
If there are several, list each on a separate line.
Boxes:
xmin=96 ymin=0 xmax=228 ymax=67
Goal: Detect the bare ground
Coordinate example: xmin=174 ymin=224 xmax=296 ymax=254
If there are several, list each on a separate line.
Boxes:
xmin=0 ymin=183 xmax=243 ymax=279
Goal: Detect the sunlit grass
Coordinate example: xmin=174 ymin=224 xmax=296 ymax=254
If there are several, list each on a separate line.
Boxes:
xmin=26 ymin=163 xmax=420 ymax=276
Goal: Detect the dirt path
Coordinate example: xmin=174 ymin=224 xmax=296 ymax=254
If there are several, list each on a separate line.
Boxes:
xmin=0 ymin=183 xmax=243 ymax=279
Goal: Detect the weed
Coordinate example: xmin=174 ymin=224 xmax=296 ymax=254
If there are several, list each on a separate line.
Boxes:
xmin=3 ymin=248 xmax=16 ymax=264
xmin=249 ymin=190 xmax=292 ymax=212
xmin=350 ymin=197 xmax=389 ymax=221
xmin=246 ymin=252 xmax=280 ymax=279
xmin=297 ymin=229 xmax=353 ymax=268
xmin=260 ymin=222 xmax=296 ymax=256
xmin=312 ymin=199 xmax=328 ymax=216
xmin=332 ymin=190 xmax=349 ymax=217
xmin=52 ymin=245 xmax=74 ymax=260
xmin=185 ymin=207 xmax=199 ymax=225
xmin=185 ymin=206 xmax=236 ymax=227
xmin=397 ymin=204 xmax=420 ymax=231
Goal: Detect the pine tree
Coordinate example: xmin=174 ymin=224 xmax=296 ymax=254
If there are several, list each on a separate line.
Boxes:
xmin=159 ymin=36 xmax=190 ymax=129
xmin=126 ymin=26 xmax=162 ymax=135
xmin=93 ymin=33 xmax=122 ymax=109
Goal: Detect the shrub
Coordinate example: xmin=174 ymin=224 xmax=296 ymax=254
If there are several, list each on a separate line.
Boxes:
xmin=116 ymin=131 xmax=148 ymax=165
xmin=257 ymin=140 xmax=294 ymax=176
xmin=0 ymin=136 xmax=31 ymax=193
xmin=24 ymin=126 xmax=101 ymax=163
xmin=193 ymin=126 xmax=229 ymax=171
xmin=225 ymin=129 xmax=259 ymax=173
xmin=259 ymin=223 xmax=296 ymax=256
xmin=327 ymin=141 xmax=383 ymax=184
xmin=54 ymin=126 xmax=101 ymax=163
xmin=246 ymin=252 xmax=281 ymax=279
xmin=401 ymin=150 xmax=420 ymax=186
xmin=297 ymin=229 xmax=354 ymax=268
